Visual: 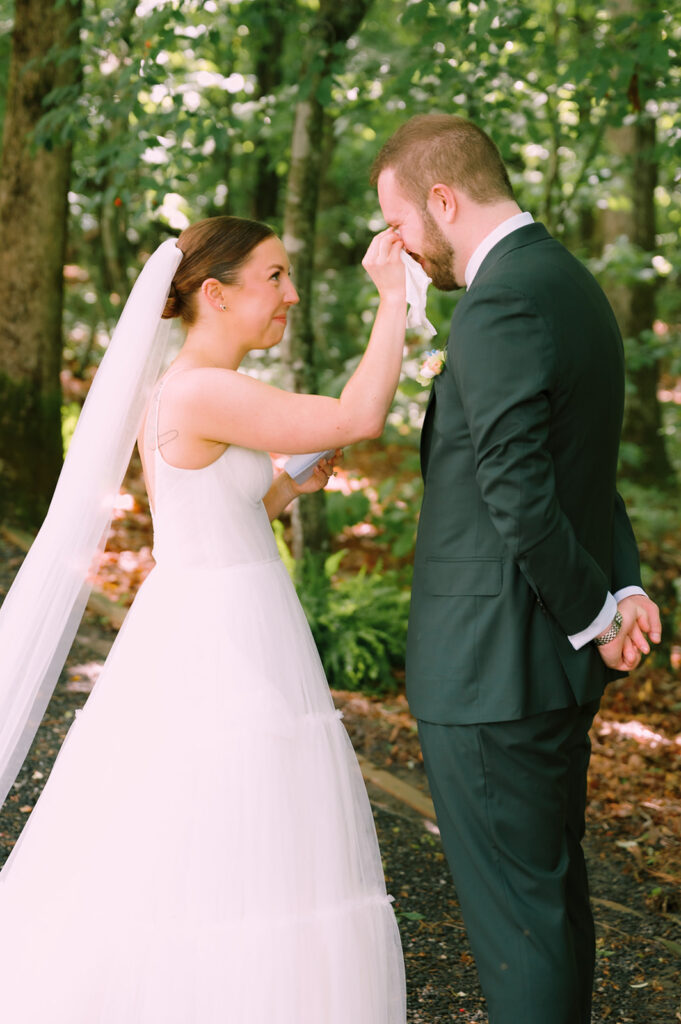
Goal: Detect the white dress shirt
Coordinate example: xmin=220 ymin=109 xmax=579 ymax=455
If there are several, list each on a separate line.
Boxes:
xmin=463 ymin=213 xmax=645 ymax=649
xmin=464 ymin=211 xmax=535 ymax=289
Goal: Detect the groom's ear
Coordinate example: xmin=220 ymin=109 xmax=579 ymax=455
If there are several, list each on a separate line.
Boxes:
xmin=427 ymin=183 xmax=457 ymax=224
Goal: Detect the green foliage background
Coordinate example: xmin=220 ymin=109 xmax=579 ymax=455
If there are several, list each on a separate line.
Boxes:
xmin=0 ymin=0 xmax=677 ymax=388
xmin=1 ymin=0 xmax=680 ymax=684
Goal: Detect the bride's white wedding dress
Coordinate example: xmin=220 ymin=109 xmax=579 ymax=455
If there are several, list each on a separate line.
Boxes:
xmin=0 ymin=385 xmax=406 ymax=1022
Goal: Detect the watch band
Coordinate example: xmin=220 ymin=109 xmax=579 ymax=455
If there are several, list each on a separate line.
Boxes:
xmin=593 ymin=609 xmax=623 ymax=647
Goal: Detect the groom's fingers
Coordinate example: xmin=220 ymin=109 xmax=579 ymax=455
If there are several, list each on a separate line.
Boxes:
xmin=635 ymin=605 xmax=652 ymax=638
xmin=621 ymin=634 xmax=641 ymax=669
xmin=617 ymin=594 xmax=662 ymax=648
xmin=628 ymin=622 xmax=650 ymax=655
xmin=639 ymin=600 xmax=662 ymax=644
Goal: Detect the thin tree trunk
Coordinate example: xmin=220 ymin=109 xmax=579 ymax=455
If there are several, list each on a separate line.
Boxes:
xmin=282 ymin=0 xmax=373 ymax=559
xmin=251 ymin=0 xmax=291 ymax=222
xmin=0 ymin=0 xmax=82 ymax=527
xmin=97 ymin=0 xmax=137 ymax=300
xmin=604 ymin=117 xmax=672 ymax=485
xmin=598 ymin=8 xmax=674 ymax=487
xmin=541 ymin=1 xmax=562 ymax=234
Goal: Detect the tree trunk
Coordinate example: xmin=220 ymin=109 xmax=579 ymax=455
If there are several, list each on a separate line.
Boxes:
xmin=97 ymin=0 xmax=138 ymax=301
xmin=282 ymin=0 xmax=373 ymax=559
xmin=251 ymin=0 xmax=291 ymax=222
xmin=601 ymin=117 xmax=672 ymax=486
xmin=0 ymin=0 xmax=82 ymax=527
xmin=598 ymin=0 xmax=674 ymax=487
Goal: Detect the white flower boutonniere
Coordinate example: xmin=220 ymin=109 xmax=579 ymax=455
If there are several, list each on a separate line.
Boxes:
xmin=416 ymin=348 xmax=447 ymax=387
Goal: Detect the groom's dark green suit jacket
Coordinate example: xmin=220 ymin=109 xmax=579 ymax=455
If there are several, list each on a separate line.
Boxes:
xmin=406 ymin=223 xmax=642 ymax=725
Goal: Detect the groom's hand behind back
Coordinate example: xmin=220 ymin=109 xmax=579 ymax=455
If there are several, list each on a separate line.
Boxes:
xmin=596 ymin=593 xmax=662 ymax=671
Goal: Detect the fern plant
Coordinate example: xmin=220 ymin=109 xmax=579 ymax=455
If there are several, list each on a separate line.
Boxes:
xmin=273 ymin=523 xmax=410 ymax=694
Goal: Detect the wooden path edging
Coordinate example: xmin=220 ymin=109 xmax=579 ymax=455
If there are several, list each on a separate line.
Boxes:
xmin=357 ymin=754 xmax=436 ymax=820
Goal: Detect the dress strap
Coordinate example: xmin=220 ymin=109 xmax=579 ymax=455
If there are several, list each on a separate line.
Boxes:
xmin=152 ymin=369 xmax=187 ymax=453
xmin=153 ymin=377 xmax=167 ymax=452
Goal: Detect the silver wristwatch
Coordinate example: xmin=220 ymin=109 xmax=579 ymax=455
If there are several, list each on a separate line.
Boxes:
xmin=593 ymin=609 xmax=623 ymax=647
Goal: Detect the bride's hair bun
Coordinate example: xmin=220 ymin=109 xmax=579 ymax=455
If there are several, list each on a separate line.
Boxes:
xmin=164 ymin=216 xmax=275 ymax=326
xmin=162 ymin=281 xmax=182 ymax=320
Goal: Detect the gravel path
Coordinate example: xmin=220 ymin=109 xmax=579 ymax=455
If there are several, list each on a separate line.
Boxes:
xmin=1 ymin=536 xmax=679 ymax=1023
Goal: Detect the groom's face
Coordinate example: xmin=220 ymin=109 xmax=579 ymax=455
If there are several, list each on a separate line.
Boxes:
xmin=377 ymin=169 xmax=458 ymax=292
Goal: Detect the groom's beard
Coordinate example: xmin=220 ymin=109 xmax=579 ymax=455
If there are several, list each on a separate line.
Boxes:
xmin=420 ymin=208 xmax=458 ymax=291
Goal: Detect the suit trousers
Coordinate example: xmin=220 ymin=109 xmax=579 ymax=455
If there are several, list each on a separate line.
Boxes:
xmin=418 ymin=698 xmax=600 ymax=1024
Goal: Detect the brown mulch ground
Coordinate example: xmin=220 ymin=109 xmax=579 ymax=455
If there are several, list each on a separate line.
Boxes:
xmin=335 ymin=689 xmax=681 ymax=1024
xmin=1 ymin=533 xmax=680 ymax=1023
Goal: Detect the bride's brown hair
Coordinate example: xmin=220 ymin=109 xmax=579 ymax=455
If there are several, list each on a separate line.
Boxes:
xmin=162 ymin=215 xmax=275 ymax=325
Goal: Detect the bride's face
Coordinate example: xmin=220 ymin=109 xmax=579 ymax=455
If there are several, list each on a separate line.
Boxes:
xmin=223 ymin=236 xmax=299 ymax=349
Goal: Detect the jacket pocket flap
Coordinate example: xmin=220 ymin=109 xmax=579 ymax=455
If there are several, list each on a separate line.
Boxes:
xmin=423 ymin=557 xmax=502 ymax=596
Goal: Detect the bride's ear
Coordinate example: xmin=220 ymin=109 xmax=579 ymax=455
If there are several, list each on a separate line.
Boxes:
xmin=201 ymin=278 xmax=227 ymax=312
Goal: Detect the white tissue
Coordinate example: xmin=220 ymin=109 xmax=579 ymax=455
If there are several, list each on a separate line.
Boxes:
xmin=400 ymin=250 xmax=437 ymax=338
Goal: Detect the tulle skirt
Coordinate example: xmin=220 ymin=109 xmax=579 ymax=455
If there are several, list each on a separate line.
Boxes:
xmin=0 ymin=557 xmax=406 ymax=1022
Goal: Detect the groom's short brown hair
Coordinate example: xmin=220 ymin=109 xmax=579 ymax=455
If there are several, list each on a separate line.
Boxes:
xmin=370 ymin=113 xmax=515 ymax=208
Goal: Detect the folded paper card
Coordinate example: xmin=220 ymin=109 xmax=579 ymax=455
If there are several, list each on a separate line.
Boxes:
xmin=284 ymin=449 xmax=336 ymax=484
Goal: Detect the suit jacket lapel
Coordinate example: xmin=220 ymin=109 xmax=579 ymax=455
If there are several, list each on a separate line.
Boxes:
xmin=420 ymin=384 xmax=436 ymax=476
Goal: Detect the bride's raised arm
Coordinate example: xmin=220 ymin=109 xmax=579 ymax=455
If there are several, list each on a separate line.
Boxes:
xmin=163 ymin=228 xmax=407 ymax=455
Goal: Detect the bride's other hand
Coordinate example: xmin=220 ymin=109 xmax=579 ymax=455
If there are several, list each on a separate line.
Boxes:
xmin=263 ymin=451 xmax=343 ymax=521
xmin=291 ymin=450 xmax=343 ymax=496
xmin=362 ymin=228 xmax=406 ymax=303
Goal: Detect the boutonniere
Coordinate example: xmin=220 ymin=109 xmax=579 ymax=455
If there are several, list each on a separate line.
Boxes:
xmin=416 ymin=348 xmax=446 ymax=387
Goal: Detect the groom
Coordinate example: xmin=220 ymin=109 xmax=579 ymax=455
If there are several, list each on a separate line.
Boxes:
xmin=371 ymin=114 xmax=661 ymax=1024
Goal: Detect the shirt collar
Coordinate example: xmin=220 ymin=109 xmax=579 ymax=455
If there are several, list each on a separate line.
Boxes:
xmin=464 ymin=211 xmax=535 ymax=289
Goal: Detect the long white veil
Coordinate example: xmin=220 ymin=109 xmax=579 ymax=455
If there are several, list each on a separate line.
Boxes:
xmin=0 ymin=238 xmax=183 ymax=808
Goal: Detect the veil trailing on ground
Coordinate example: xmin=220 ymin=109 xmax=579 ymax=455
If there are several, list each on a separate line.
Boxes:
xmin=0 ymin=238 xmax=183 ymax=808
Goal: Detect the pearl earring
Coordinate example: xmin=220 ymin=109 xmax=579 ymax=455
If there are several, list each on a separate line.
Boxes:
xmin=219 ymin=304 xmax=226 ymax=311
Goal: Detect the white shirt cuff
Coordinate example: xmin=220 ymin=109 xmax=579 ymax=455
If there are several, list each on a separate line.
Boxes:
xmin=568 ymin=593 xmax=618 ymax=650
xmin=613 ymin=585 xmax=646 ymax=602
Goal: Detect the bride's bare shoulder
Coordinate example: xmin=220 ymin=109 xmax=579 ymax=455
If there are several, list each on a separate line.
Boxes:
xmin=164 ymin=365 xmax=250 ymax=395
xmin=164 ymin=367 xmax=273 ymax=416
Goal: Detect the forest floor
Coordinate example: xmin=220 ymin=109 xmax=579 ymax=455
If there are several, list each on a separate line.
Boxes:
xmin=0 ymin=529 xmax=679 ymax=1023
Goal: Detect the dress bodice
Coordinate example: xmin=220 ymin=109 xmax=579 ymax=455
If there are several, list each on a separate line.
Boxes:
xmin=151 ymin=444 xmax=278 ymax=569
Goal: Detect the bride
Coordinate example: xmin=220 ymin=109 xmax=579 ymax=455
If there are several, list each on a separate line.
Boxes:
xmin=0 ymin=216 xmax=408 ymax=1021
